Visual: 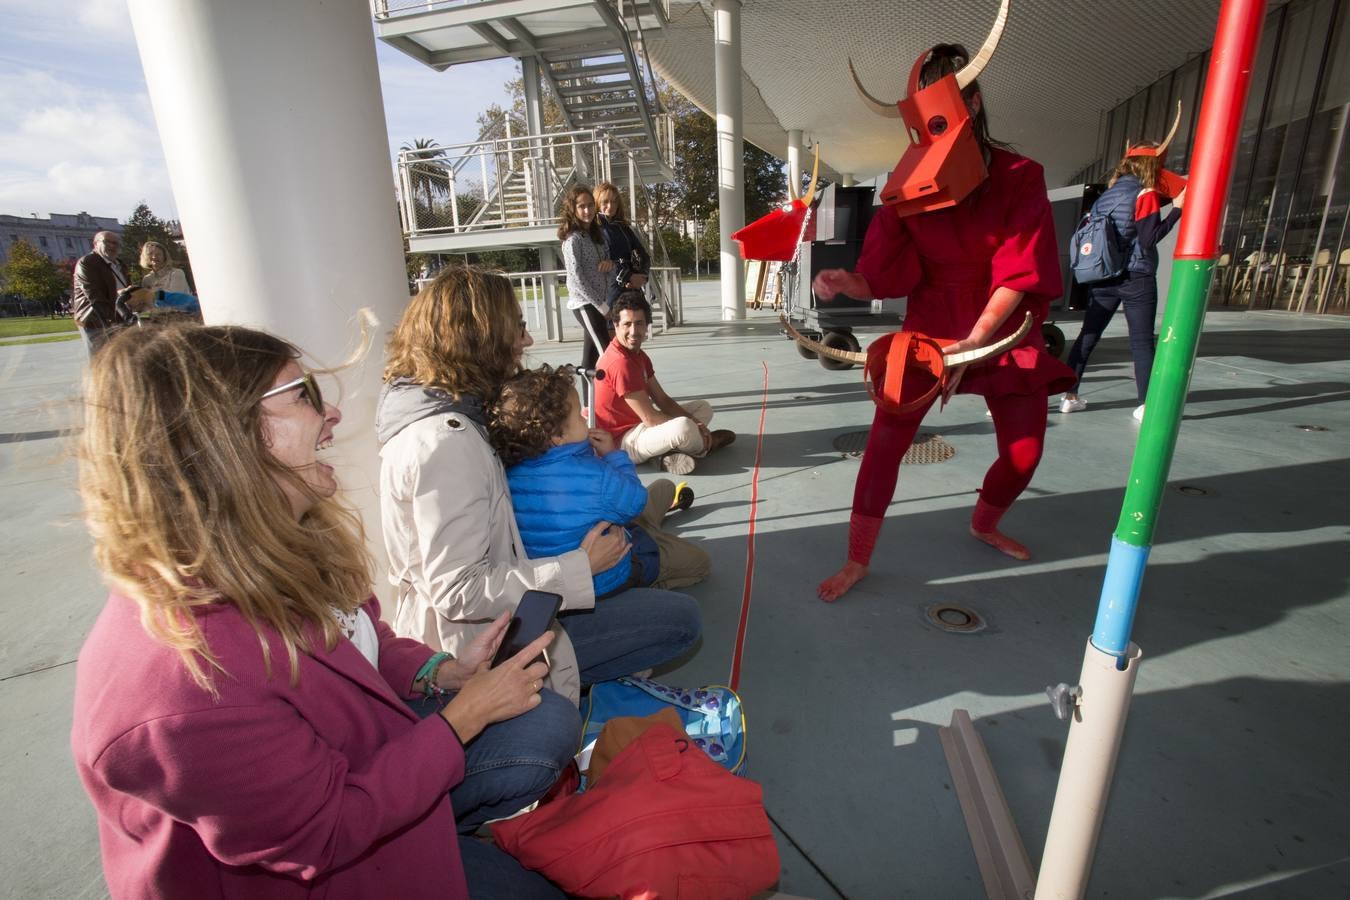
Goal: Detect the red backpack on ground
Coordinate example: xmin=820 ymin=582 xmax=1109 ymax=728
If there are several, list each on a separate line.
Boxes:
xmin=492 ymin=723 xmax=779 ymax=899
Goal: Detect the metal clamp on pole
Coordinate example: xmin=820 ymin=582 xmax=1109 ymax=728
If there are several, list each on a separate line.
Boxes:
xmin=576 ymin=367 xmax=605 ymax=427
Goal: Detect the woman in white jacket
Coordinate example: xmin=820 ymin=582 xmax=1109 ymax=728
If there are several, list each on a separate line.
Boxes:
xmin=376 ymin=267 xmax=703 ymax=830
xmin=558 ymin=184 xmax=613 ymax=375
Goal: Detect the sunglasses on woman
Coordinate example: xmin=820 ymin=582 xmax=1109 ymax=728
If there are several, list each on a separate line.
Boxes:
xmin=260 ymin=372 xmax=324 ymax=415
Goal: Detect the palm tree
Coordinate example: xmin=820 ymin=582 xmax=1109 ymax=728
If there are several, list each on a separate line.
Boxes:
xmin=399 ymin=138 xmax=449 ymax=222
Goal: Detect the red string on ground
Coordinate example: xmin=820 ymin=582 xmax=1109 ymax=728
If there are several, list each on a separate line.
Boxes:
xmin=729 ymin=361 xmax=769 ymax=692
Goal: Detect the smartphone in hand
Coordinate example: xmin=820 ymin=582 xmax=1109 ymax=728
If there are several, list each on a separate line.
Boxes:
xmin=491 ymin=590 xmax=563 ymax=668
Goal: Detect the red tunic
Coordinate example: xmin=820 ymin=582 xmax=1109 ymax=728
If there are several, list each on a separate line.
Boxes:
xmin=856 ymin=148 xmax=1075 ymax=398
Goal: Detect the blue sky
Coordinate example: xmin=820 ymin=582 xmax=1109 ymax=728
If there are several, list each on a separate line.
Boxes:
xmin=0 ymin=0 xmax=518 ymax=222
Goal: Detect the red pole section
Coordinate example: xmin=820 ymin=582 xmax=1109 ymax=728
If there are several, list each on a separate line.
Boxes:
xmin=1176 ymin=0 xmax=1267 ymax=260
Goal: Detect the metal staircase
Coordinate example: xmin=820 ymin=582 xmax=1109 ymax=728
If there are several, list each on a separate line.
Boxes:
xmin=373 ymin=0 xmax=674 ymax=195
xmin=375 ymin=0 xmax=681 ymax=330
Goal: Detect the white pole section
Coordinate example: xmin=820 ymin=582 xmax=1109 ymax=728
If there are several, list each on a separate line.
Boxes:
xmin=713 ymin=0 xmax=745 ymax=321
xmin=787 ymin=129 xmax=803 ymax=198
xmin=126 ymin=0 xmax=410 ymax=593
xmin=1034 ymin=641 xmax=1144 ymax=899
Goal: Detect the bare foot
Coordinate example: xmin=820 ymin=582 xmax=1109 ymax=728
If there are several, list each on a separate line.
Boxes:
xmin=818 ymin=561 xmax=868 ymax=602
xmin=970 ymin=527 xmax=1031 ymax=561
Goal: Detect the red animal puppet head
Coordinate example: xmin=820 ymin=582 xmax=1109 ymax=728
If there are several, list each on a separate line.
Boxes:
xmin=733 ymin=145 xmax=821 ymax=262
xmin=1125 ymin=101 xmax=1188 ymax=199
xmin=848 ymin=0 xmax=1009 ymax=218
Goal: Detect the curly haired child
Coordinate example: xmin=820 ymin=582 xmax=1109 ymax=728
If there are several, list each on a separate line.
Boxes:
xmin=489 ymin=364 xmax=709 ymax=598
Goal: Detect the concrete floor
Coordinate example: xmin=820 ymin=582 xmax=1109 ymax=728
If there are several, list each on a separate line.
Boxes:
xmin=2 ymin=283 xmax=1348 ymax=899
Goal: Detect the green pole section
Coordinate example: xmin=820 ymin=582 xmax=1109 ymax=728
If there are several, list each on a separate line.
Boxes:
xmin=1114 ymin=259 xmax=1215 ymax=547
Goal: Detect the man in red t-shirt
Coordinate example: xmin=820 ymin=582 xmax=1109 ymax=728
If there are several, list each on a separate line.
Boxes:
xmin=593 ymin=291 xmax=734 ymax=475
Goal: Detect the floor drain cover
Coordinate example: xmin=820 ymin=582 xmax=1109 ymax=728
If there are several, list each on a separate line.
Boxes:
xmin=925 ymin=604 xmax=986 ymax=634
xmin=1295 ymin=424 xmax=1329 ymax=432
xmin=1177 ymin=485 xmax=1210 ymax=497
xmin=832 ymin=430 xmax=956 ymax=464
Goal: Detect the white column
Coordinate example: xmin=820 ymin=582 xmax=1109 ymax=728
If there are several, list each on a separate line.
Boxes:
xmin=523 ymin=55 xmax=562 ymax=339
xmin=787 ymin=129 xmax=803 ymax=198
xmin=127 ymin=0 xmax=409 ymax=587
xmin=713 ymin=0 xmax=745 ymax=321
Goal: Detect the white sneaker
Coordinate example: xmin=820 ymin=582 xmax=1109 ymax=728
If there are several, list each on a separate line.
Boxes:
xmin=660 ymin=452 xmax=696 ymax=475
xmin=1132 ymin=404 xmax=1145 ymax=422
xmin=1059 ymin=396 xmax=1087 ymax=414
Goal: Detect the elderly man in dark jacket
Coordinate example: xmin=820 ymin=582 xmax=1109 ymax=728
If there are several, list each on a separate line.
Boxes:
xmin=73 ymin=231 xmax=130 ymax=353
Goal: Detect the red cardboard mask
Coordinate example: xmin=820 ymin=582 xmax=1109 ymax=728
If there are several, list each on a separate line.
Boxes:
xmin=847 ymin=0 xmax=1008 ymax=218
xmin=733 ymin=146 xmax=821 ymax=262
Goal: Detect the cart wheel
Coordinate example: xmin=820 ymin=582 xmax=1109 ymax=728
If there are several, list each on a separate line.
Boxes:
xmin=794 ymin=331 xmax=820 ymax=360
xmin=819 ymin=331 xmax=858 ymax=371
xmin=1042 ymin=323 xmax=1066 ymax=360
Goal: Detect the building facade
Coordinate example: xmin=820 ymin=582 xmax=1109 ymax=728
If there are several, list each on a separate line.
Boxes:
xmin=0 ymin=212 xmax=122 ymax=267
xmin=1070 ymin=0 xmax=1350 ymax=315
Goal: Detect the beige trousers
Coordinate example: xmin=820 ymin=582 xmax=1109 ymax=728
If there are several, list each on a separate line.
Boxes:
xmin=620 ymin=400 xmax=714 ymax=464
xmin=636 ymin=478 xmax=710 ymax=590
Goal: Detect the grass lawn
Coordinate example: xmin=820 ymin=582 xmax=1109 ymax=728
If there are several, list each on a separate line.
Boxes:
xmin=0 ymin=333 xmax=82 ymax=347
xmin=0 ymin=316 xmax=78 ymax=339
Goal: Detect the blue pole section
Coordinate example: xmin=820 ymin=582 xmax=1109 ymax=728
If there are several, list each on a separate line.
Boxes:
xmin=1091 ymin=538 xmax=1152 ymax=659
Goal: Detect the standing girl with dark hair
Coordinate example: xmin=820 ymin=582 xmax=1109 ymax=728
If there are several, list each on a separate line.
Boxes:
xmin=1060 ymin=143 xmax=1186 ymax=421
xmin=558 ymin=184 xmax=614 ymax=371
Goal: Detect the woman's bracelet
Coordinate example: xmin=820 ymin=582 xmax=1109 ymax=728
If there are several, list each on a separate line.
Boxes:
xmin=415 ymin=652 xmax=453 ymax=699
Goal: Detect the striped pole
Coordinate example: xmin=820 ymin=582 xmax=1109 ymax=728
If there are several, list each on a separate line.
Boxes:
xmin=1036 ymin=2 xmax=1267 ymax=896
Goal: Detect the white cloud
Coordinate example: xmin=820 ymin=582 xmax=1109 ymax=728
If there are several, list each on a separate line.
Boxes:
xmin=76 ymin=0 xmax=130 ymax=34
xmin=0 ymin=7 xmax=533 ymax=222
xmin=0 ymin=66 xmax=174 ymax=219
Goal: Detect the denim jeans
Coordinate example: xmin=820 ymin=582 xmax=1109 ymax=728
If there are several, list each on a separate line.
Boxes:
xmin=407 ymin=687 xmax=580 ymax=835
xmin=1065 ymin=269 xmax=1159 ymax=403
xmin=458 ymin=834 xmax=564 ymax=899
xmin=559 ymin=587 xmax=702 ymax=686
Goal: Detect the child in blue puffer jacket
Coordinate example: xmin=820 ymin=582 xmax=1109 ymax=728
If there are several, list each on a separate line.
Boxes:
xmin=489 ymin=365 xmax=709 ymax=598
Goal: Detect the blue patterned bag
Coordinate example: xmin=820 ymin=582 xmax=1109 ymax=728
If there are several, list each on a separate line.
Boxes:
xmin=580 ymin=676 xmax=746 ymax=775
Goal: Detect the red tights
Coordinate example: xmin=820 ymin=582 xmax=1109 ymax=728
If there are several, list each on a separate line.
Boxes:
xmin=847 ymin=389 xmax=1047 ymax=566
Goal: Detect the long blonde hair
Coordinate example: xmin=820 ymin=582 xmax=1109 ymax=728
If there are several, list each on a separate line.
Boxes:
xmin=79 ymin=324 xmax=372 ymax=692
xmin=383 ymin=265 xmax=521 ymax=400
xmin=594 ymin=181 xmax=628 ymax=222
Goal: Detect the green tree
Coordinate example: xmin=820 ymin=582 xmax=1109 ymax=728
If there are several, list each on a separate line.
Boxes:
xmin=121 ymin=203 xmax=192 ymax=285
xmin=400 ymin=138 xmax=450 ymax=221
xmin=662 ymin=86 xmax=786 ymax=225
xmin=1 ymin=239 xmax=67 ymax=313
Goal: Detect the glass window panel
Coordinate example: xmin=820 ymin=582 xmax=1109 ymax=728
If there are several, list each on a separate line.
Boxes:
xmin=1318 ymin=0 xmax=1350 ymax=113
xmin=1169 ymin=55 xmax=1205 ymax=172
xmin=1262 ymin=0 xmax=1336 ymax=308
xmin=1123 ymin=91 xmax=1148 ymax=150
xmin=1143 ymin=75 xmax=1173 ymax=142
xmin=1271 ymin=0 xmax=1344 ymax=308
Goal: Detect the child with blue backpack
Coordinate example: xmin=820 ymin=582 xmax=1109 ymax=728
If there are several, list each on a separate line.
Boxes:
xmin=488 ymin=365 xmax=709 ymax=598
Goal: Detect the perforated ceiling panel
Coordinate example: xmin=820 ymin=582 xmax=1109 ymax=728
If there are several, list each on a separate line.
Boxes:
xmin=647 ymin=0 xmax=1248 ymax=186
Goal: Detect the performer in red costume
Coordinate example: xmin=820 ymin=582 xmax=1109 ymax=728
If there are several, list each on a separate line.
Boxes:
xmin=813 ymin=14 xmax=1075 ymax=602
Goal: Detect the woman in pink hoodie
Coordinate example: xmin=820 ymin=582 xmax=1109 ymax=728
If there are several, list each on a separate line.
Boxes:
xmin=71 ymin=323 xmax=562 ymax=899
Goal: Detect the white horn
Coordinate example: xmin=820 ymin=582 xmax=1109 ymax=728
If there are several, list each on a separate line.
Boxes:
xmin=1159 ymin=100 xmax=1183 ymax=154
xmin=802 ymin=144 xmax=822 ymax=207
xmin=955 ymin=0 xmax=1010 ymax=91
xmin=848 ymin=59 xmax=902 ymax=119
xmin=942 ymin=312 xmax=1033 ymax=366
